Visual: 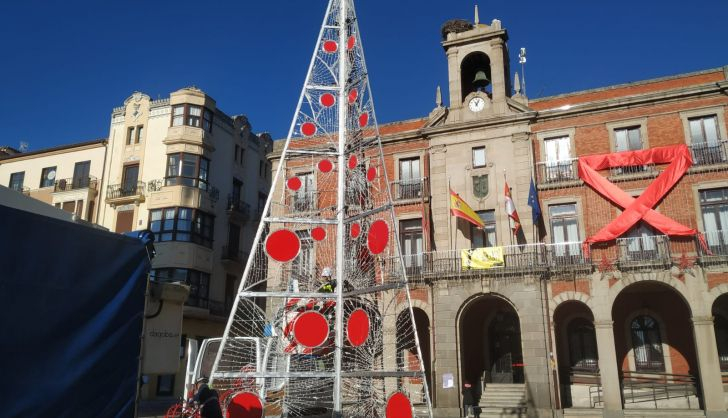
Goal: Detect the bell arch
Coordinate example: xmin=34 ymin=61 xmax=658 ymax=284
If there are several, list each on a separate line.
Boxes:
xmin=460 ymin=51 xmax=491 ymax=101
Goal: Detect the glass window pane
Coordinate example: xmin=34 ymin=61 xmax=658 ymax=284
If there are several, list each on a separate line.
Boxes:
xmin=704 ymin=116 xmax=719 ymax=143
xmin=189 ymin=106 xmax=202 ymax=116
xmin=628 ymin=128 xmax=641 ymax=150
xmin=690 ymin=119 xmax=704 ymax=143
xmin=473 ymin=148 xmax=486 ymax=167
xmin=615 ymin=130 xmax=628 ymax=152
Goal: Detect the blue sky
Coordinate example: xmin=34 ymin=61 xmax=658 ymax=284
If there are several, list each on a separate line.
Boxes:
xmin=0 ymin=0 xmax=726 ymax=151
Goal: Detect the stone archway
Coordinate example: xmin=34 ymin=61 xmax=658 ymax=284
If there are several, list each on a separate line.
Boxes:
xmin=459 ymin=293 xmax=523 ymax=395
xmin=553 ymin=300 xmax=597 ymax=408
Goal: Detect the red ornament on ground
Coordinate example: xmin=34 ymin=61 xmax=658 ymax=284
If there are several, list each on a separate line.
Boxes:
xmin=226 ymin=392 xmax=263 ymax=418
xmin=366 ymin=166 xmax=376 ymax=182
xmin=348 ymin=155 xmax=358 ymax=169
xmin=359 ymin=112 xmax=369 ymax=127
xmin=367 ymin=220 xmax=389 ymax=255
xmin=323 ymin=40 xmax=338 ymax=53
xmin=346 ymin=308 xmax=370 ymax=347
xmin=301 ymin=122 xmax=317 ymax=137
xmin=311 ymin=227 xmax=326 ymax=241
xmin=293 ymin=311 xmax=330 ymax=348
xmin=348 ymin=89 xmax=358 ymax=104
xmin=287 ymin=177 xmax=302 ymax=191
xmin=320 ymin=93 xmax=335 ymax=108
xmin=318 ymin=159 xmax=333 ymax=173
xmin=385 ymin=392 xmax=412 ymax=418
xmin=351 ymin=223 xmax=361 ymax=238
xmin=265 ymin=230 xmax=300 ymax=262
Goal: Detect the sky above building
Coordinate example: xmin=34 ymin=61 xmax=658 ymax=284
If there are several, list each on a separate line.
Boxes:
xmin=0 ymin=0 xmax=726 ymax=152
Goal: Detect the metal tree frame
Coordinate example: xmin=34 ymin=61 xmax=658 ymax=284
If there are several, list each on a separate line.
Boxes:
xmin=210 ymin=0 xmax=433 ymax=417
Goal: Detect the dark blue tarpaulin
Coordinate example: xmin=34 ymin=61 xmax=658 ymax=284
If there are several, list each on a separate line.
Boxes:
xmin=0 ymin=204 xmax=151 ymax=418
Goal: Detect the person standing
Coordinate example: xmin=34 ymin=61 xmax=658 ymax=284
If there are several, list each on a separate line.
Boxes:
xmin=462 ymin=380 xmax=475 ymax=418
xmin=192 ymin=377 xmax=223 ymax=418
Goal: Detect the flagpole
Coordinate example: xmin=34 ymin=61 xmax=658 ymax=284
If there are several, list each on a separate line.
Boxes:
xmin=448 ymin=176 xmax=453 ymax=251
xmin=504 ymin=170 xmax=513 ymax=246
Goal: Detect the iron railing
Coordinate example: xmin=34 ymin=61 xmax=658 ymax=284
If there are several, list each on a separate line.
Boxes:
xmin=53 ymin=176 xmax=97 ymax=192
xmin=227 ymin=195 xmax=251 ymax=219
xmin=390 ymin=177 xmax=429 ymax=200
xmin=700 ymin=229 xmax=728 ymax=257
xmin=290 ymin=191 xmax=318 ymax=212
xmin=616 ymin=235 xmax=671 ymax=265
xmin=689 ymin=140 xmax=728 ymax=166
xmin=147 ymin=179 xmax=164 ymax=192
xmin=535 ymin=159 xmax=579 ymax=184
xmin=609 ymin=163 xmax=657 ymax=178
xmin=620 ymin=371 xmax=697 ymax=408
xmin=106 ymin=181 xmax=145 ymax=200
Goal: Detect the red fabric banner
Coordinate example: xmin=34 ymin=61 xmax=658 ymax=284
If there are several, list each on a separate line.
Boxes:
xmin=578 ymin=144 xmax=697 ymax=245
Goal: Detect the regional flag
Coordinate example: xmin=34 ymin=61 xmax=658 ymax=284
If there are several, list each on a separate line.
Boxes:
xmin=450 ymin=188 xmax=484 ymax=228
xmin=504 ymin=181 xmax=521 ymax=234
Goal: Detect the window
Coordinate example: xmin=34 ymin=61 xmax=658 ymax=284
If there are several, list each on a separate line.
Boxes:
xmin=631 ymin=315 xmax=665 ymax=372
xmin=40 ymin=166 xmax=57 ymax=188
xmin=471 ymin=210 xmax=496 ymax=248
xmin=9 ymin=172 xmax=24 ymax=191
xmin=232 ymin=178 xmax=243 ymax=204
xmin=135 ymin=125 xmax=144 ymax=144
xmin=152 ymin=268 xmax=210 ymax=308
xmin=543 ymin=136 xmax=574 ymax=182
xmin=549 ymin=204 xmax=581 ymax=258
xmin=623 ymin=221 xmax=658 ymax=258
xmin=567 ymin=318 xmax=598 ymax=371
xmin=398 ymin=157 xmax=421 ymax=199
xmin=171 ymin=104 xmax=213 ymax=132
xmin=126 ymin=127 xmax=134 ymax=145
xmin=149 ymin=207 xmax=214 ymax=248
xmin=400 ymin=219 xmax=423 ymax=273
xmin=473 ymin=174 xmax=489 ymax=198
xmin=700 ymin=188 xmax=728 ymax=255
xmin=240 ymin=147 xmax=245 ymax=163
xmin=156 ymin=375 xmax=175 ymax=396
xmin=614 ymin=126 xmax=642 ymax=152
xmin=472 ymin=146 xmax=486 ymax=168
xmin=689 ymin=116 xmax=725 ymax=164
xmin=165 ymin=153 xmax=210 ymax=190
xmin=292 ymin=231 xmax=314 ymax=286
xmin=234 ymin=145 xmax=240 ymax=163
xmin=122 ymin=164 xmax=140 ymax=194
xmin=293 ymin=172 xmax=316 ymax=211
xmin=259 ymin=161 xmax=264 ymax=177
xmin=73 ymin=161 xmax=91 ymax=189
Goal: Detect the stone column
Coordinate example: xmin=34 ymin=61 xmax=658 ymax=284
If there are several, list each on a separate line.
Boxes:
xmin=692 ymin=316 xmax=728 ymax=418
xmin=445 ymin=48 xmax=461 ymax=110
xmin=594 ymin=320 xmax=624 ymax=418
xmin=488 ymin=38 xmax=507 ymax=113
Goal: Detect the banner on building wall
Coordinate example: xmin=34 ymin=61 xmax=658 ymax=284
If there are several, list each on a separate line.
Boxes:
xmin=578 ymin=144 xmax=698 ymax=245
xmin=461 ymin=246 xmax=505 ymax=270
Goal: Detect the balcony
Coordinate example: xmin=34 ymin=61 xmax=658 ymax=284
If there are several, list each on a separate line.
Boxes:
xmin=536 ymin=159 xmax=579 ymax=187
xmin=616 ymin=234 xmax=672 ymax=268
xmin=689 ymin=140 xmax=728 ymax=168
xmin=698 ymin=230 xmax=728 ymax=267
xmin=384 ymin=242 xmax=593 ymax=282
xmin=146 ymin=179 xmax=219 ymax=211
xmin=53 ymin=176 xmax=98 ymax=193
xmin=288 ymin=191 xmax=318 ymax=213
xmin=163 ymin=125 xmax=214 ymax=151
xmin=390 ymin=177 xmax=430 ymax=201
xmin=227 ymin=194 xmax=251 ymax=221
xmin=608 ymin=162 xmax=658 ymax=180
xmin=106 ymin=181 xmax=145 ymax=206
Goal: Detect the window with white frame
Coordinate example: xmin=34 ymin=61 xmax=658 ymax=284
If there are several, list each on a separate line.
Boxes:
xmin=543 ymin=136 xmax=573 ymax=181
xmin=398 ymin=157 xmax=421 ymax=199
xmin=549 ymin=204 xmax=581 ymax=257
xmin=472 ymin=146 xmax=486 ymax=168
xmin=700 ymin=187 xmax=728 ymax=255
xmin=689 ymin=116 xmax=726 ymax=164
xmin=614 ymin=126 xmax=642 ymax=152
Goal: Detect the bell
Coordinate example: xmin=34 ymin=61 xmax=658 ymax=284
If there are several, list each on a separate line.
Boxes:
xmin=472 ymin=70 xmax=490 ymax=89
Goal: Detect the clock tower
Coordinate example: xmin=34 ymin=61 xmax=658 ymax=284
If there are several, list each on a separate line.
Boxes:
xmin=441 ymin=13 xmax=523 ymax=122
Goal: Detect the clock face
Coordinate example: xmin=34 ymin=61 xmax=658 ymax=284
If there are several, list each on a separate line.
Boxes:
xmin=468 ymin=97 xmax=485 ymax=112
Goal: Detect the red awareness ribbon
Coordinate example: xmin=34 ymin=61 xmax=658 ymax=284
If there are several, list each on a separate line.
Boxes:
xmin=578 ymin=144 xmax=700 ymax=247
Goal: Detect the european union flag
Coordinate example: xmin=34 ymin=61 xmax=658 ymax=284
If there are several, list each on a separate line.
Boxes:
xmin=528 ymin=177 xmax=541 ymax=223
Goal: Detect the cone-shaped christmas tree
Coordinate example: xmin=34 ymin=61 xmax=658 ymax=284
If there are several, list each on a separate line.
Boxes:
xmin=211 ymin=1 xmax=433 ymax=417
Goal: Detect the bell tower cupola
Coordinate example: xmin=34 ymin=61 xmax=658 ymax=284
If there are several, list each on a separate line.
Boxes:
xmin=441 ymin=7 xmax=513 ymax=121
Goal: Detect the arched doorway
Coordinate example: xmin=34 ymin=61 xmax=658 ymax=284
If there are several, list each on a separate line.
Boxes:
xmin=611 ymin=281 xmax=700 ymax=409
xmin=553 ymin=301 xmax=597 ymax=408
xmin=396 ymin=308 xmax=432 ymax=399
xmin=711 ymin=293 xmax=728 ymax=373
xmin=459 ymin=294 xmax=523 ymax=392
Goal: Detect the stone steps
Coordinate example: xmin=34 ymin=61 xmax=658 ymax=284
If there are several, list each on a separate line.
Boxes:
xmin=475 ymin=384 xmax=526 ymax=418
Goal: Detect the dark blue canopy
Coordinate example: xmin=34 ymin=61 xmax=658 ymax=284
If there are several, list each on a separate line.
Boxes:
xmin=0 ymin=204 xmax=151 ymax=418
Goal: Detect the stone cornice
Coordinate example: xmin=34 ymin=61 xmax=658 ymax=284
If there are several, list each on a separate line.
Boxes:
xmin=422 ymin=111 xmax=537 ymax=139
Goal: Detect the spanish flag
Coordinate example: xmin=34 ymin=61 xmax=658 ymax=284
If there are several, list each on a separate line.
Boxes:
xmin=450 ymin=188 xmax=484 ymax=228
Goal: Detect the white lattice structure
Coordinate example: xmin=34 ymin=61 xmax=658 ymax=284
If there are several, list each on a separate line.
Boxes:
xmin=210 ymin=1 xmax=433 ymax=417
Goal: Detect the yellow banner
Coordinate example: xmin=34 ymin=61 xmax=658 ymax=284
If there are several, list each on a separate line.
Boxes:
xmin=461 ymin=247 xmax=505 ymax=270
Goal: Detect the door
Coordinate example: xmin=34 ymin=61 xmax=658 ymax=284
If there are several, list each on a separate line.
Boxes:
xmin=73 ymin=161 xmax=91 ymax=188
xmin=122 ymin=164 xmax=139 ymax=195
xmin=399 ymin=219 xmax=423 ymax=273
xmin=115 ymin=210 xmax=134 ymax=233
xmin=489 ymin=311 xmax=524 ymax=383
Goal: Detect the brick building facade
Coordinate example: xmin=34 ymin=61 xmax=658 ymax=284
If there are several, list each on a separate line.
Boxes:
xmin=270 ymin=15 xmax=728 ymax=418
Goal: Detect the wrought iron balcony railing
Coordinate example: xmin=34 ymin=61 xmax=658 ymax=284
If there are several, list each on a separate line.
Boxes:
xmin=616 ymin=234 xmax=671 ymax=265
xmin=689 ymin=140 xmax=728 ymax=167
xmin=227 ymin=195 xmax=251 ymax=219
xmin=290 ymin=191 xmax=318 ymax=212
xmin=390 ymin=177 xmax=429 ymax=200
xmin=53 ymin=176 xmax=98 ymax=192
xmin=535 ymin=159 xmax=579 ymax=184
xmin=699 ymin=229 xmax=728 ymax=257
xmin=106 ymin=181 xmax=145 ymax=200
